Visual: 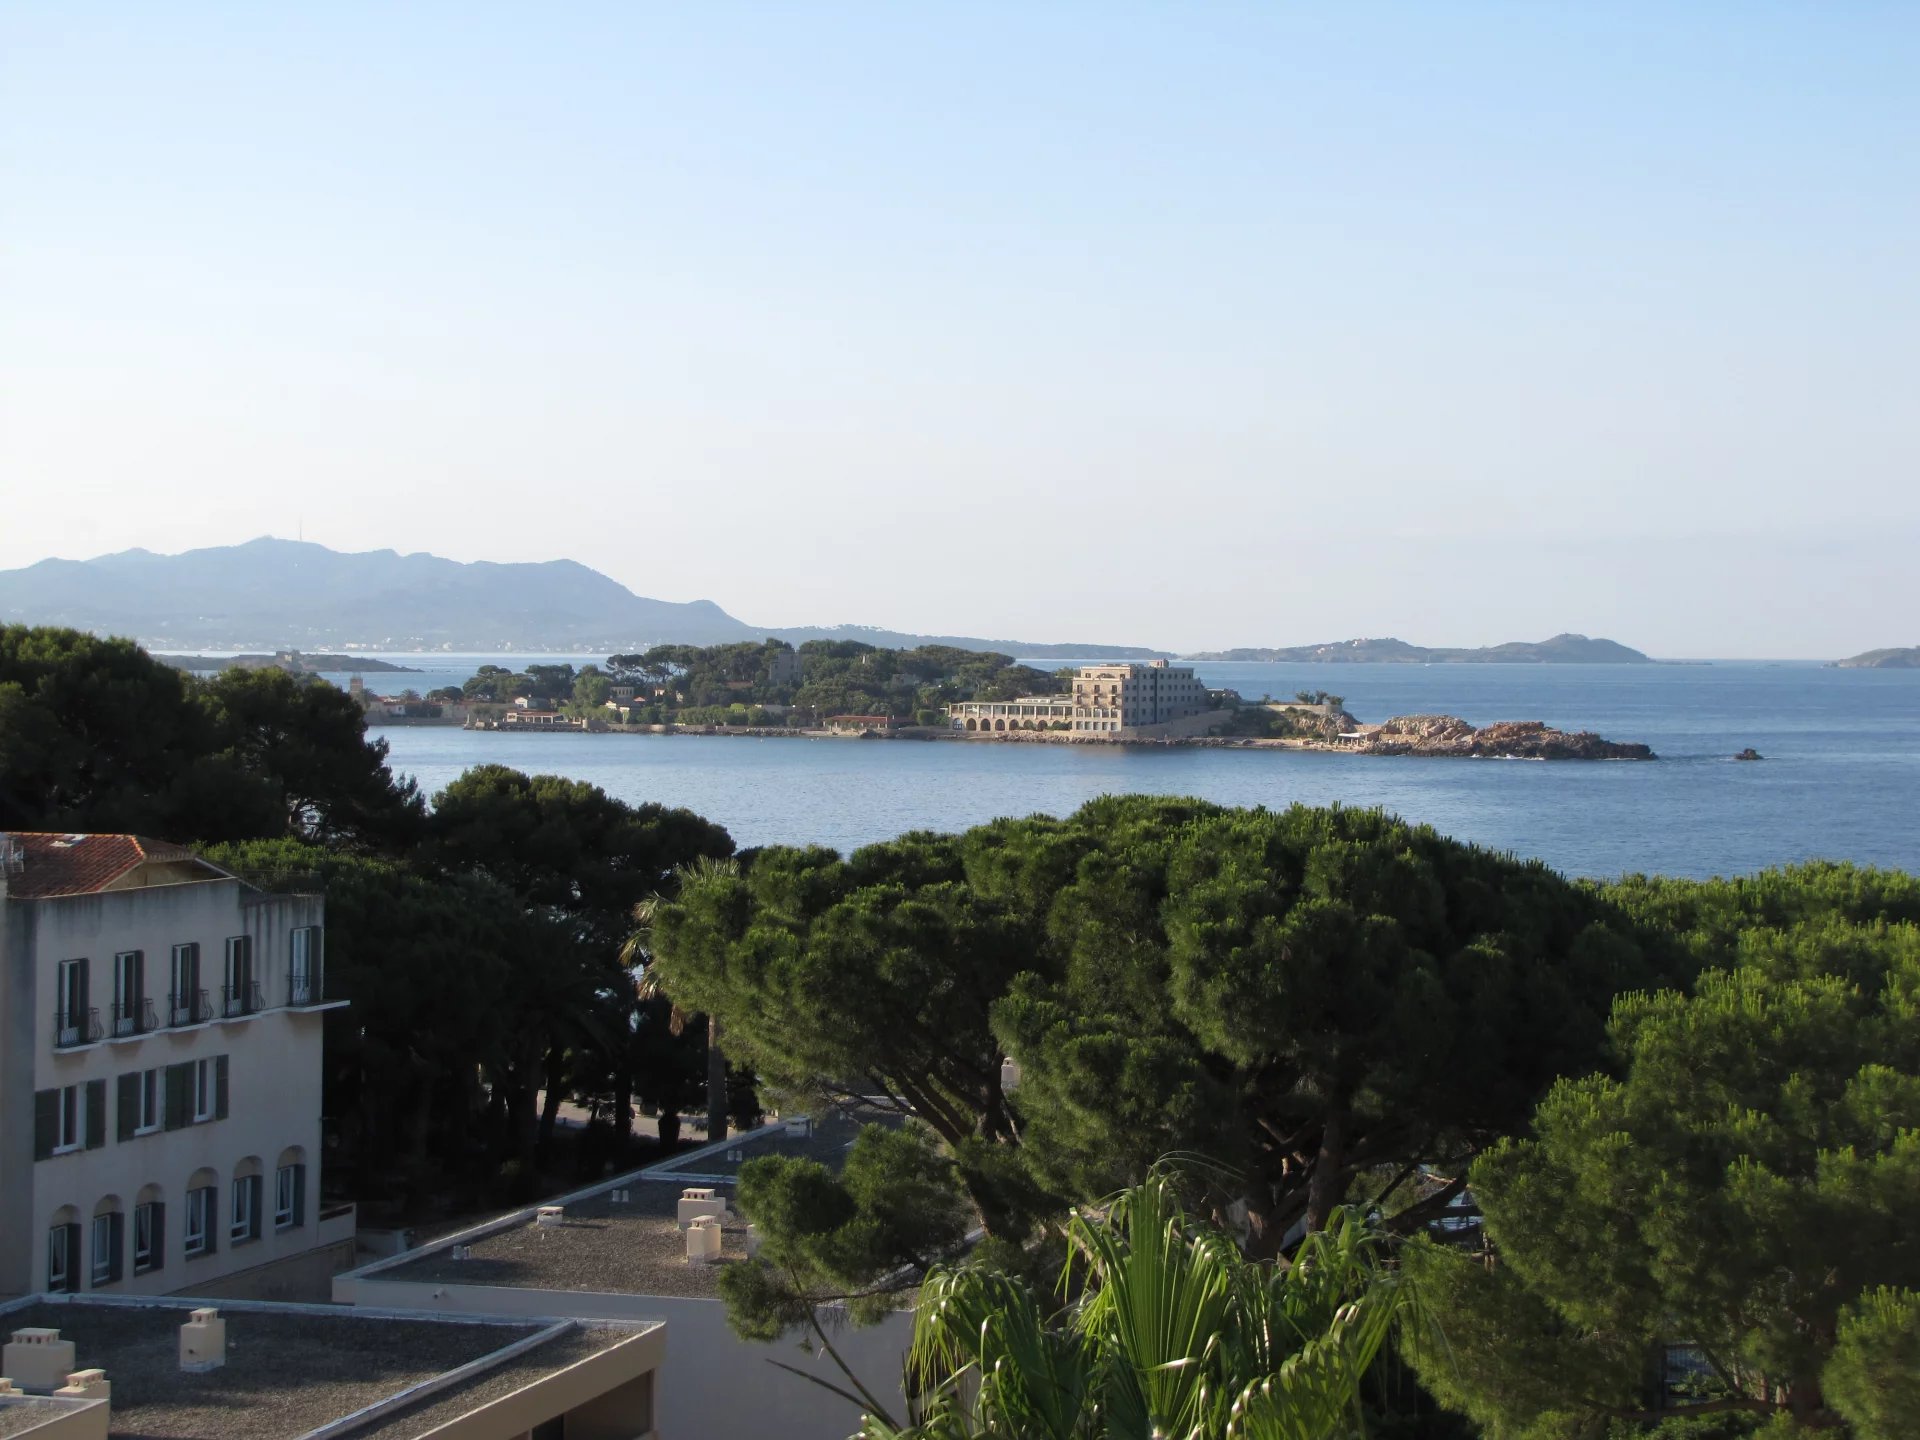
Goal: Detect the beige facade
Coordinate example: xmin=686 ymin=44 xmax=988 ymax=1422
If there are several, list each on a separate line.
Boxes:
xmin=0 ymin=836 xmax=346 ymax=1300
xmin=949 ymin=661 xmax=1212 ymax=736
xmin=1070 ymin=661 xmax=1209 ymax=732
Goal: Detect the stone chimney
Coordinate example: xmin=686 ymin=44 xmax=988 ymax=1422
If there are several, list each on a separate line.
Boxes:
xmin=179 ymin=1309 xmax=226 ymax=1373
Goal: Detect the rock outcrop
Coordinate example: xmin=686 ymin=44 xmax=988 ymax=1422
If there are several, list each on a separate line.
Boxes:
xmin=1359 ymin=715 xmax=1656 ymax=760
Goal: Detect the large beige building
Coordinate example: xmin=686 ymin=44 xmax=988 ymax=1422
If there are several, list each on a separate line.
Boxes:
xmin=949 ymin=660 xmax=1212 ymax=736
xmin=0 ymin=834 xmax=352 ymax=1301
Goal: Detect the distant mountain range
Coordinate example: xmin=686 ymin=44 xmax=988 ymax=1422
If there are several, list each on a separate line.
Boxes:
xmin=1184 ymin=634 xmax=1654 ymax=664
xmin=0 ymin=539 xmax=1165 ymax=659
xmin=1829 ymin=646 xmax=1920 ymax=669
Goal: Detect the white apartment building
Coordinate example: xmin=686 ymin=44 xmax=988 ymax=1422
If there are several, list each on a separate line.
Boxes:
xmin=0 ymin=833 xmax=350 ymax=1299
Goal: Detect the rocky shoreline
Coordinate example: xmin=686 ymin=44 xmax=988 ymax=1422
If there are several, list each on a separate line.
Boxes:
xmin=1349 ymin=714 xmax=1656 ymax=760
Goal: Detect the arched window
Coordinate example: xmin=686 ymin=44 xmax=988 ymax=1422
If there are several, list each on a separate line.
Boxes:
xmin=91 ymin=1196 xmax=124 ymax=1288
xmin=47 ymin=1204 xmax=80 ymax=1293
xmin=185 ymin=1168 xmax=218 ymax=1259
xmin=134 ymin=1183 xmax=166 ymax=1275
xmin=232 ymin=1157 xmax=264 ymax=1244
xmin=275 ymin=1147 xmax=308 ymax=1230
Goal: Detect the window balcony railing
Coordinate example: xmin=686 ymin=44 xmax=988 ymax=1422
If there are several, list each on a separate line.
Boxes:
xmin=222 ymin=981 xmax=265 ymax=1018
xmin=287 ymin=971 xmax=327 ymax=1007
xmin=169 ymin=988 xmax=212 ymax=1027
xmin=112 ymin=997 xmax=159 ymax=1037
xmin=54 ymin=1007 xmax=103 ymax=1049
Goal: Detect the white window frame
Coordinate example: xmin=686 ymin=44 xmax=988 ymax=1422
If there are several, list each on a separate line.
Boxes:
xmin=91 ymin=1213 xmax=116 ymax=1286
xmin=230 ymin=1175 xmax=258 ymax=1243
xmin=184 ymin=1188 xmax=211 ymax=1257
xmin=170 ymin=943 xmax=200 ymax=1025
xmin=275 ymin=1165 xmax=298 ymax=1229
xmin=133 ymin=1202 xmax=158 ymax=1273
xmin=191 ymin=1058 xmax=215 ymax=1123
xmin=48 ymin=1225 xmax=73 ymax=1292
xmin=56 ymin=958 xmax=86 ymax=1045
xmin=53 ymin=1084 xmax=83 ymax=1154
xmin=223 ymin=934 xmax=253 ymax=1015
xmin=290 ymin=926 xmax=320 ymax=1004
xmin=134 ymin=1068 xmax=162 ymax=1135
xmin=113 ymin=950 xmax=142 ymax=1034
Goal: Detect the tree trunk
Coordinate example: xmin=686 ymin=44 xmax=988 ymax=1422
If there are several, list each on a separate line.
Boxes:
xmin=706 ymin=1015 xmax=729 ymax=1143
xmin=536 ymin=1044 xmax=566 ymax=1163
xmin=1304 ymin=1108 xmax=1349 ymax=1233
xmin=613 ymin=1067 xmax=634 ymax=1149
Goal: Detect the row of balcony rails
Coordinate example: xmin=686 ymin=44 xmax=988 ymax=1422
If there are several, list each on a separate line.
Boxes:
xmin=53 ymin=975 xmax=328 ymax=1049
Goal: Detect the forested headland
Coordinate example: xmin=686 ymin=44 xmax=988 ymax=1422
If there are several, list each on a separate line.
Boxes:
xmin=448 ymin=638 xmax=1062 ymax=728
xmin=3 ymin=621 xmax=1915 ymax=1438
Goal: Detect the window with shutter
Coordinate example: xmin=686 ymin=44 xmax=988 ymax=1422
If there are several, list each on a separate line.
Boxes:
xmin=84 ymin=1079 xmax=106 ymax=1150
xmin=164 ymin=1064 xmax=190 ymax=1131
xmin=33 ymin=1088 xmax=58 ymax=1160
xmin=47 ymin=1223 xmax=77 ymax=1293
xmin=117 ymin=1073 xmax=138 ymax=1142
xmin=214 ymin=1054 xmax=230 ymax=1120
xmin=134 ymin=1201 xmax=164 ymax=1273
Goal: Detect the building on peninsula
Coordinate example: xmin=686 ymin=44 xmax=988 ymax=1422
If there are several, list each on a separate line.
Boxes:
xmin=947 ymin=660 xmax=1215 ymax=737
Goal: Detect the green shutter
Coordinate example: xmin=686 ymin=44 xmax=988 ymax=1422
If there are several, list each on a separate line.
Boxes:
xmin=151 ymin=1202 xmax=166 ymax=1271
xmin=205 ymin=1189 xmax=217 ymax=1255
xmin=33 ymin=1089 xmax=58 ymax=1160
xmin=117 ymin=1073 xmax=138 ymax=1142
xmin=214 ymin=1055 xmax=230 ymax=1121
xmin=111 ymin=1212 xmax=125 ymax=1282
xmin=164 ymin=1064 xmax=189 ymax=1131
xmin=76 ymin=959 xmax=89 ymax=1028
xmin=295 ymin=1164 xmax=308 ymax=1225
xmin=84 ymin=1079 xmax=106 ymax=1150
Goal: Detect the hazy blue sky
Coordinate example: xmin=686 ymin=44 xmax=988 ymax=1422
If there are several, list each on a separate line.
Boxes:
xmin=2 ymin=4 xmax=1914 ymax=656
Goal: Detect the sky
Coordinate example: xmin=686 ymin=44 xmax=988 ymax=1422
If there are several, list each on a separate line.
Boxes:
xmin=2 ymin=4 xmax=1915 ymax=657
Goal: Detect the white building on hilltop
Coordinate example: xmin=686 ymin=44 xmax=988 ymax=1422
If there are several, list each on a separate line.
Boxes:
xmin=0 ymin=833 xmax=354 ymax=1299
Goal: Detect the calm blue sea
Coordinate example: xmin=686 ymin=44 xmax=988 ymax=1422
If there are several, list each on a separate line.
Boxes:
xmin=270 ymin=654 xmax=1920 ymax=880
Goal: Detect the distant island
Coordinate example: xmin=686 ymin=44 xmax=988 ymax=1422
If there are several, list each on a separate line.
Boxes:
xmin=1829 ymin=646 xmax=1920 ymax=669
xmin=163 ymin=650 xmax=419 ymax=675
xmin=1182 ymin=633 xmax=1652 ymax=664
xmin=0 ymin=537 xmax=1164 ymax=658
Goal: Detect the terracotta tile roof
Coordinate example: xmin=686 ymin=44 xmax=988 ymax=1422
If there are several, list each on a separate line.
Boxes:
xmin=0 ymin=832 xmax=210 ymax=899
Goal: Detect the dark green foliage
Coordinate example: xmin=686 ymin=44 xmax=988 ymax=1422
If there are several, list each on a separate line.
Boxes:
xmin=1826 ymin=1288 xmax=1920 ymax=1440
xmin=650 ymin=797 xmax=1664 ymax=1262
xmin=200 ymin=838 xmax=532 ymax=1198
xmin=1401 ymin=881 xmax=1920 ymax=1437
xmin=603 ymin=638 xmax=1054 ymax=724
xmin=0 ymin=624 xmax=421 ymax=846
xmin=720 ymin=1124 xmax=973 ymax=1340
xmin=426 ymin=766 xmax=735 ymax=1168
xmin=428 ymin=765 xmax=732 ymax=946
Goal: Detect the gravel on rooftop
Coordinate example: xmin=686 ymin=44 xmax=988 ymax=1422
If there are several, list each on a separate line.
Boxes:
xmin=393 ymin=1184 xmax=751 ymax=1299
xmin=356 ymin=1326 xmax=639 ymax=1440
xmin=1 ymin=1302 xmax=548 ymax=1440
xmin=0 ymin=1399 xmax=70 ymax=1438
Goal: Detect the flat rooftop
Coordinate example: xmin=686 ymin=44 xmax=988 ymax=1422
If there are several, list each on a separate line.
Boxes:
xmin=0 ymin=1299 xmax=644 ymax=1439
xmin=387 ymin=1103 xmax=894 ymax=1300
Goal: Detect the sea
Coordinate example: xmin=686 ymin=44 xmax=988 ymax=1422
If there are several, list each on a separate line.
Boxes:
xmin=198 ymin=654 xmax=1920 ymax=880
